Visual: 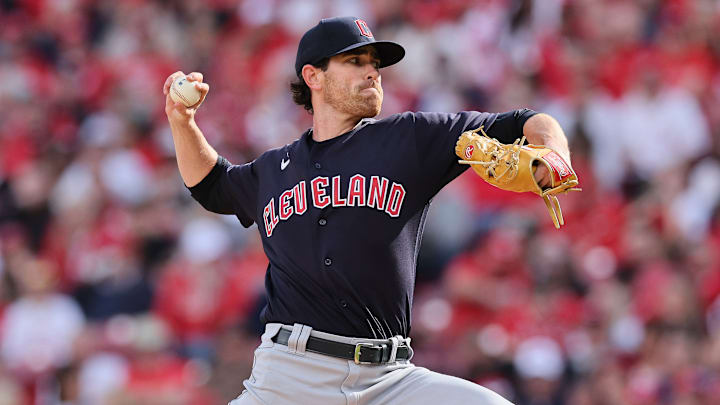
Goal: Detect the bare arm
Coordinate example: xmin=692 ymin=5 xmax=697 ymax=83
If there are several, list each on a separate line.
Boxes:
xmin=522 ymin=113 xmax=572 ymax=187
xmin=163 ymin=71 xmax=218 ymax=187
xmin=523 ymin=113 xmax=571 ymax=163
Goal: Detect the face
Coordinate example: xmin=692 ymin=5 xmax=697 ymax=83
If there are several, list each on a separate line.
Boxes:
xmin=321 ymin=46 xmax=383 ymax=118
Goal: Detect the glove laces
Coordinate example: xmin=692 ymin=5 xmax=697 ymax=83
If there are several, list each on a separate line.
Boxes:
xmin=459 ymin=126 xmax=525 ymax=183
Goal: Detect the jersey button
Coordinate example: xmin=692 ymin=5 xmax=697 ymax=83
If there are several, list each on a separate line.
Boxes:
xmin=314 ymin=162 xmax=322 ymax=169
xmin=340 ymin=300 xmax=348 ymax=308
xmin=324 ymin=258 xmax=332 ymax=266
xmin=318 ymin=218 xmax=327 ymax=226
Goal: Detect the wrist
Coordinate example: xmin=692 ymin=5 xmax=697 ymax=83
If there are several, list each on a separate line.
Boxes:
xmin=168 ymin=114 xmax=196 ymax=130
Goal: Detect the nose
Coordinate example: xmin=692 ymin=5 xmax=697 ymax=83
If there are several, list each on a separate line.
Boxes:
xmin=365 ymin=64 xmax=379 ymax=81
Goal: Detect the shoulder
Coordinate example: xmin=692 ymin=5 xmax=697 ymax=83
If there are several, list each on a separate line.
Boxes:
xmin=361 ymin=112 xmax=416 ymax=129
xmin=370 ymin=111 xmax=492 ymax=127
xmin=255 ymin=138 xmax=300 ymax=163
xmin=357 ymin=112 xmax=470 ymax=136
xmin=349 ymin=114 xmax=419 ymax=144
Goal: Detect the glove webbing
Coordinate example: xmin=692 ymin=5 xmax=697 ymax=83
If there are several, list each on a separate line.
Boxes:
xmin=457 ymin=126 xmax=526 ymax=184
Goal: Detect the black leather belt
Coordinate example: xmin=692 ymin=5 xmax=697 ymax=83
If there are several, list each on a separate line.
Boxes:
xmin=272 ymin=328 xmax=411 ymax=365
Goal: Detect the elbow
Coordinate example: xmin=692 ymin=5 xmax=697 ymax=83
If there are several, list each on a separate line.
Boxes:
xmin=522 ymin=113 xmax=566 ymax=144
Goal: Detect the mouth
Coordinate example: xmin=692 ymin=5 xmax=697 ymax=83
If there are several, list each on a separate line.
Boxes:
xmin=359 ymin=80 xmax=380 ymax=92
xmin=360 ymin=86 xmax=380 ymax=96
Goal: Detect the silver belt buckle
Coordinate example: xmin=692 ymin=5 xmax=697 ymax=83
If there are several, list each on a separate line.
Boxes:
xmin=354 ymin=343 xmax=375 ymax=365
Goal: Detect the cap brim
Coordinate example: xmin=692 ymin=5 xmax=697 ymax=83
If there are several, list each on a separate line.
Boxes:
xmin=330 ymin=41 xmax=405 ymax=69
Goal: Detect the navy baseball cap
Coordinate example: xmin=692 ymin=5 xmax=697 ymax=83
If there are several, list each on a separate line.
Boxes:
xmin=295 ymin=17 xmax=405 ymax=77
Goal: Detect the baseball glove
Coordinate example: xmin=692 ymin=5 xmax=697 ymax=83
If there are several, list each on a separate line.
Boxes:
xmin=456 ymin=126 xmax=581 ymax=229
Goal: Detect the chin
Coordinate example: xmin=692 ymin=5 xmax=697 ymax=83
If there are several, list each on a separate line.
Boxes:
xmin=361 ymin=110 xmax=380 ymax=118
xmin=364 ymin=97 xmax=382 ymax=116
xmin=360 ymin=103 xmax=381 ymax=118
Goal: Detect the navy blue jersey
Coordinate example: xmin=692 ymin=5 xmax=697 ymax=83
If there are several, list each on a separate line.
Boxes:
xmin=188 ymin=109 xmax=536 ymax=338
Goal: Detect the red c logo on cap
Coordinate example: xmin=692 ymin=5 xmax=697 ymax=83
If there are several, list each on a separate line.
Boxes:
xmin=355 ymin=19 xmax=373 ymax=38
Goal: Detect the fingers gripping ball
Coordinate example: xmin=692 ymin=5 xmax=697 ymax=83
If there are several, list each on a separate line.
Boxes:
xmin=456 ymin=127 xmax=581 ymax=229
xmin=170 ymin=76 xmax=201 ymax=107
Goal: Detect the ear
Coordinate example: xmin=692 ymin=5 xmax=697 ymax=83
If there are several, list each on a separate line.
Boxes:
xmin=301 ymin=64 xmax=323 ymax=91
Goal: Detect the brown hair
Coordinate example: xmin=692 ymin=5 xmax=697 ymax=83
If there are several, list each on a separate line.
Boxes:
xmin=290 ymin=58 xmax=329 ymax=114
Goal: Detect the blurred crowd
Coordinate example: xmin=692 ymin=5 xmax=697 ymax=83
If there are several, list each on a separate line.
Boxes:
xmin=1 ymin=0 xmax=720 ymax=404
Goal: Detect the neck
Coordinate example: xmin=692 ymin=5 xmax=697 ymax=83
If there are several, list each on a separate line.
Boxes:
xmin=311 ymin=104 xmax=362 ymax=142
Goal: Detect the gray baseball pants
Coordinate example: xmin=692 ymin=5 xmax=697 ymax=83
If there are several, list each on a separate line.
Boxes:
xmin=228 ymin=323 xmax=514 ymax=405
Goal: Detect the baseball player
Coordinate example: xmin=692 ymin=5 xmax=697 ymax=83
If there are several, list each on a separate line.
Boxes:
xmin=163 ymin=16 xmax=576 ymax=405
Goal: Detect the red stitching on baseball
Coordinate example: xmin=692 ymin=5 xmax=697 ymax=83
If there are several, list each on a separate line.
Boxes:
xmin=172 ymin=86 xmax=192 ymax=106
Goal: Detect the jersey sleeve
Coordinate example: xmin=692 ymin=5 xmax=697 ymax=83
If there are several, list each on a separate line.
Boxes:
xmin=186 ymin=155 xmax=258 ymax=227
xmin=410 ymin=108 xmax=537 ymax=195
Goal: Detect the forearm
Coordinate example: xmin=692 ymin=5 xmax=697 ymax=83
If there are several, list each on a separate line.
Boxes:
xmin=523 ymin=113 xmax=571 ymax=164
xmin=169 ymin=118 xmax=218 ymax=187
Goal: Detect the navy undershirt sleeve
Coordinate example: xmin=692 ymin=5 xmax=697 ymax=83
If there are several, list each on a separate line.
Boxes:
xmin=186 ymin=155 xmax=258 ymax=227
xmin=410 ymin=108 xmax=537 ymax=198
xmin=485 ymin=108 xmax=538 ymax=144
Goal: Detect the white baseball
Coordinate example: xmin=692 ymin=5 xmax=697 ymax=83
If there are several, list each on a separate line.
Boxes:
xmin=170 ymin=76 xmax=202 ymax=107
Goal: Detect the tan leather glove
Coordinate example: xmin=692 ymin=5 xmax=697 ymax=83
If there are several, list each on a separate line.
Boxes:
xmin=456 ymin=126 xmax=581 ymax=228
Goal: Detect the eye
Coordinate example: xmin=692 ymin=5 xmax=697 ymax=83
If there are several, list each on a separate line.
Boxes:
xmin=348 ymin=57 xmax=359 ymax=64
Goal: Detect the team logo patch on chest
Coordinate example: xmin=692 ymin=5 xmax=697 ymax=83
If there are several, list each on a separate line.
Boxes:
xmin=262 ymin=174 xmax=406 ymax=237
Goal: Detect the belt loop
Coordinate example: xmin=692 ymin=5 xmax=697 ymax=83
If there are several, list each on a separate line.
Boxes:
xmin=388 ymin=336 xmax=400 ymax=363
xmin=296 ymin=325 xmax=312 ymax=354
xmin=261 ymin=324 xmax=283 ymax=345
xmin=405 ymin=337 xmax=414 ymax=361
xmin=287 ymin=323 xmax=304 ymax=353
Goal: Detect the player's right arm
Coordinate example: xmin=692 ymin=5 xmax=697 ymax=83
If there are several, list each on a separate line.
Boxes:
xmin=163 ymin=71 xmax=217 ymax=187
xmin=163 ymin=71 xmax=258 ymax=227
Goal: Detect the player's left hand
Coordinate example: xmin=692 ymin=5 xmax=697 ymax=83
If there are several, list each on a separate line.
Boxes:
xmin=533 ymin=164 xmax=552 ymax=189
xmin=456 ymin=128 xmax=581 ymax=229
